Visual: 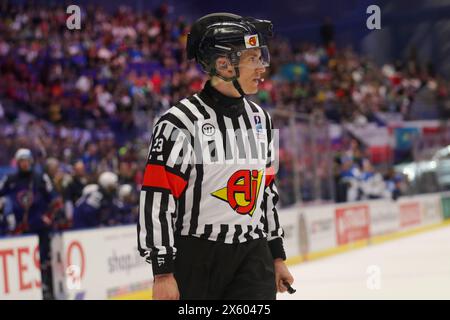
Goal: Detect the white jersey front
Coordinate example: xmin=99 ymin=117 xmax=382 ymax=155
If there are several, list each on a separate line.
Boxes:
xmin=137 ymin=85 xmax=283 ymax=271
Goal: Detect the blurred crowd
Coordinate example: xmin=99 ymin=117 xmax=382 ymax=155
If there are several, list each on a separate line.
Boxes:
xmin=263 ymin=41 xmax=450 ymax=123
xmin=2 ymin=2 xmax=449 ymax=129
xmin=333 ymin=138 xmax=407 ymax=203
xmin=0 ymin=1 xmax=448 ymax=232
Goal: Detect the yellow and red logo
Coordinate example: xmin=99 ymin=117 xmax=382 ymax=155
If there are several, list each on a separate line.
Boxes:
xmin=244 ymin=34 xmax=259 ymax=48
xmin=211 ymin=170 xmax=263 ymax=216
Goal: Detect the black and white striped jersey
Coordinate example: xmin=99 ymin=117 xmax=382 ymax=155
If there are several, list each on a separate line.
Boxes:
xmin=137 ymin=81 xmax=285 ymax=275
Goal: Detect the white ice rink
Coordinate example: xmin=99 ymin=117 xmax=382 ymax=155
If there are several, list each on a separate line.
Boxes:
xmin=278 ymin=224 xmax=450 ymax=300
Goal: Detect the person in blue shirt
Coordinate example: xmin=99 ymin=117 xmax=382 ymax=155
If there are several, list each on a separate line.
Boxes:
xmin=0 ymin=197 xmax=7 ymax=236
xmin=115 ymin=184 xmax=138 ymax=225
xmin=359 ymin=159 xmax=388 ymax=200
xmin=73 ymin=171 xmax=120 ymax=229
xmin=0 ymin=148 xmax=62 ymax=299
xmin=339 ymin=155 xmax=362 ymax=202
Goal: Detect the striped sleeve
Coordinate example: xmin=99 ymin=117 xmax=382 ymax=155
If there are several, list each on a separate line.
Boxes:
xmin=137 ymin=120 xmax=192 ymax=275
xmin=262 ymin=110 xmax=286 ymax=261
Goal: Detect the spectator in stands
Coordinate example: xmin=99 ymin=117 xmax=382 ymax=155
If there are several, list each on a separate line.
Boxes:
xmin=43 ymin=157 xmax=70 ymax=230
xmin=359 ymin=158 xmax=388 ymax=200
xmin=385 ymin=169 xmax=406 ymax=200
xmin=338 ymin=155 xmax=361 ymax=202
xmin=49 ymin=160 xmax=83 ymax=229
xmin=63 ymin=160 xmax=88 ymax=214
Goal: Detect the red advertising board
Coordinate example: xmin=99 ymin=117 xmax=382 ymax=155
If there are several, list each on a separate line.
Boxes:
xmin=399 ymin=202 xmax=421 ymax=227
xmin=336 ymin=205 xmax=370 ymax=245
xmin=0 ymin=235 xmax=42 ymax=299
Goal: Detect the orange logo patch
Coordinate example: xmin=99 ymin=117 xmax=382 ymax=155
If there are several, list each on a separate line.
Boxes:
xmin=244 ymin=34 xmax=259 ymax=48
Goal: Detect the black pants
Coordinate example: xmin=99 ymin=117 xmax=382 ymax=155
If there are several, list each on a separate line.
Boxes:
xmin=174 ymin=236 xmax=276 ymax=300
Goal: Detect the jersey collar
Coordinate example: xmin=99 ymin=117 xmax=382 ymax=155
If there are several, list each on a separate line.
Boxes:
xmin=198 ymin=80 xmax=245 ymax=118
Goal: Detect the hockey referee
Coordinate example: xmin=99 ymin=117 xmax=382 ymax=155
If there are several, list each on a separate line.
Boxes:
xmin=137 ymin=13 xmax=294 ymax=300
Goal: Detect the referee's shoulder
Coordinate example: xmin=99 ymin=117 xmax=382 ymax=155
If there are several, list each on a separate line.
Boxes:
xmin=152 ymin=96 xmax=197 ymax=134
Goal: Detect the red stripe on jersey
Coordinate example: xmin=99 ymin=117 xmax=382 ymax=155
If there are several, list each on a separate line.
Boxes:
xmin=142 ymin=164 xmax=187 ymax=198
xmin=265 ymin=166 xmax=275 ymax=187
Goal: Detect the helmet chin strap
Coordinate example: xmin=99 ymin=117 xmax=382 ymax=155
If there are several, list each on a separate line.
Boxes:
xmin=211 ymin=66 xmax=246 ymax=97
xmin=232 ymin=80 xmax=246 ymax=97
xmin=231 ymin=66 xmax=246 ymax=97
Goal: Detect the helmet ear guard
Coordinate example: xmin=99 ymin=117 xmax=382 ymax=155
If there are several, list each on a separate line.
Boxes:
xmin=216 ymin=57 xmax=232 ymax=71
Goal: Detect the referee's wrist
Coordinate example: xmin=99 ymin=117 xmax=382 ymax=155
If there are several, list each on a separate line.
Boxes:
xmin=154 ymin=273 xmax=174 ymax=280
xmin=268 ymin=237 xmax=286 ymax=261
xmin=151 ymin=254 xmax=175 ymax=275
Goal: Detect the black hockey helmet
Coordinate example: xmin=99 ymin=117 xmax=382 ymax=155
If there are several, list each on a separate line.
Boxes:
xmin=186 ymin=12 xmax=273 ymax=96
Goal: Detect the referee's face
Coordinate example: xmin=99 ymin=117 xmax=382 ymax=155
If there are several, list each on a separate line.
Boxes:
xmin=238 ymin=48 xmax=266 ymax=94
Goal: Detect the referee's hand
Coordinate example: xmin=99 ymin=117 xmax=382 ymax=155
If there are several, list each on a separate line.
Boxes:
xmin=153 ymin=273 xmax=180 ymax=300
xmin=274 ymin=258 xmax=295 ymax=294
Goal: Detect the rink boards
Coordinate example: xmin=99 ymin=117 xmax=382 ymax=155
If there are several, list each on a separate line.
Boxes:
xmin=1 ymin=192 xmax=450 ymax=299
xmin=280 ymin=192 xmax=450 ymax=265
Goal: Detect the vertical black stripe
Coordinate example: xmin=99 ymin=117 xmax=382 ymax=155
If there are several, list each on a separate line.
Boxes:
xmin=261 ymin=189 xmax=269 ymax=232
xmin=216 ymin=114 xmax=233 ymax=160
xmin=189 ymin=163 xmax=203 ymax=235
xmin=269 ymin=184 xmax=280 ymax=237
xmin=241 ymin=111 xmax=258 ymax=159
xmin=165 ymin=126 xmax=181 ymax=160
xmin=200 ymin=224 xmax=213 ymax=239
xmin=175 ymin=189 xmax=186 ymax=236
xmin=261 ymin=108 xmax=272 ymax=143
xmin=216 ymin=224 xmax=229 ymax=242
xmin=137 ymin=223 xmax=143 ymax=254
xmin=261 ymin=108 xmax=273 ymax=167
xmin=144 ymin=191 xmax=154 ymax=249
xmin=172 ymin=135 xmax=191 ymax=174
xmin=244 ymin=225 xmax=253 ymax=242
xmin=259 ymin=214 xmax=267 ymax=232
xmin=190 ymin=95 xmax=211 ymax=120
xmin=189 ymin=119 xmax=204 ymax=235
xmin=267 ymin=139 xmax=272 ymax=166
xmin=272 ymin=206 xmax=280 ymax=230
xmin=159 ymin=192 xmax=170 ymax=248
xmin=232 ymin=116 xmax=246 ymax=159
xmin=208 ymin=140 xmax=218 ymax=162
xmin=167 ymin=126 xmax=181 ymax=144
xmin=254 ymin=226 xmax=265 ymax=239
xmin=247 ymin=99 xmax=259 ymax=112
xmin=167 ymin=225 xmax=174 ymax=257
xmin=272 ymin=184 xmax=279 ymax=205
xmin=232 ymin=225 xmax=243 ymax=243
